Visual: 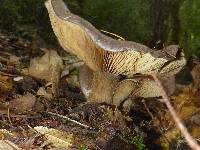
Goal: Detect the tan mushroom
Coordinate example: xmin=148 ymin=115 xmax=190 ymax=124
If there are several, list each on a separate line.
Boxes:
xmin=45 ymin=0 xmax=186 ymax=106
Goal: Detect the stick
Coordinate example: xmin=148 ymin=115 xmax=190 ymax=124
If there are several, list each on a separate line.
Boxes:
xmin=152 ymin=74 xmax=200 ymax=150
xmin=47 ymin=112 xmax=90 ymax=129
xmin=142 ymin=99 xmax=155 ymax=119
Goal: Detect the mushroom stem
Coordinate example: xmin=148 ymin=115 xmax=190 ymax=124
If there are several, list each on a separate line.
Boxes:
xmin=79 ymin=65 xmax=118 ymax=104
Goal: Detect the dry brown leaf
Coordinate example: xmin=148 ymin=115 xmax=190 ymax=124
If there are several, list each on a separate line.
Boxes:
xmin=65 ymin=75 xmax=79 ymax=88
xmin=191 ymin=126 xmax=200 ymax=138
xmin=191 ymin=64 xmax=200 ymax=90
xmin=9 ymin=55 xmax=20 ymax=66
xmin=0 ymin=140 xmax=22 ymax=150
xmin=0 ymin=129 xmax=12 ymax=140
xmin=34 ymin=126 xmax=73 ymax=148
xmin=163 ymin=86 xmax=200 ymax=127
xmin=122 ymin=98 xmax=134 ymax=113
xmin=0 ymin=75 xmax=13 ymax=93
xmin=156 ymin=85 xmax=200 ymax=149
xmin=104 ymin=108 xmax=132 ymax=126
xmin=0 ymin=129 xmax=21 ymax=150
xmin=37 ymin=87 xmax=53 ymax=100
xmin=158 ymin=129 xmax=181 ymax=149
xmin=22 ymin=50 xmax=63 ymax=82
xmin=9 ymin=93 xmax=36 ymax=113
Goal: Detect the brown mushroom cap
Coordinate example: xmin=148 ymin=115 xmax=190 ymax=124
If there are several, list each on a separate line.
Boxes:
xmin=45 ymin=0 xmax=186 ymax=77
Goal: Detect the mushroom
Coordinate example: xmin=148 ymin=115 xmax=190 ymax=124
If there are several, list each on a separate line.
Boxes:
xmin=45 ymin=0 xmax=186 ymax=106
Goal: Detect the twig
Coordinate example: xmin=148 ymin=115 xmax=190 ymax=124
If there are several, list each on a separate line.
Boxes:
xmin=27 ymin=125 xmax=40 ymax=134
xmin=0 ymin=120 xmax=15 ymax=129
xmin=142 ymin=99 xmax=155 ymax=119
xmin=0 ymin=71 xmax=17 ymax=77
xmin=152 ymin=74 xmax=200 ymax=150
xmin=7 ymin=108 xmax=12 ymax=125
xmin=4 ymin=140 xmax=21 ymax=150
xmin=3 ymin=114 xmax=40 ymax=119
xmin=47 ymin=111 xmax=90 ymax=129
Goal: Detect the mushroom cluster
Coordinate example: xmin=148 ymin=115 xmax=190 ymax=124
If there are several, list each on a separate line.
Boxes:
xmin=45 ymin=0 xmax=186 ymax=107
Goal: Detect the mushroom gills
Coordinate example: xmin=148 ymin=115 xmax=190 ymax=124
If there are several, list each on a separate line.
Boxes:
xmin=45 ymin=0 xmax=186 ymax=76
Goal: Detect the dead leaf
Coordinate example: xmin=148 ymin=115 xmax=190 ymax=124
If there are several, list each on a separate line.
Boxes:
xmin=14 ymin=76 xmax=39 ymax=94
xmin=0 ymin=140 xmax=22 ymax=150
xmin=37 ymin=87 xmax=53 ymax=100
xmin=122 ymin=98 xmax=134 ymax=113
xmin=162 ymin=86 xmax=200 ymax=128
xmin=9 ymin=93 xmax=36 ymax=113
xmin=34 ymin=126 xmax=73 ymax=148
xmin=9 ymin=55 xmax=20 ymax=66
xmin=66 ymin=74 xmax=79 ymax=88
xmin=156 ymin=85 xmax=200 ymax=149
xmin=191 ymin=126 xmax=200 ymax=138
xmin=0 ymin=75 xmax=13 ymax=94
xmin=22 ymin=50 xmax=63 ymax=82
xmin=191 ymin=64 xmax=200 ymax=90
xmin=0 ymin=129 xmax=14 ymax=139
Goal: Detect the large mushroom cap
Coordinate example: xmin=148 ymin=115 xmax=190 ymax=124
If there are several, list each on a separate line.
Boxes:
xmin=45 ymin=0 xmax=186 ymax=76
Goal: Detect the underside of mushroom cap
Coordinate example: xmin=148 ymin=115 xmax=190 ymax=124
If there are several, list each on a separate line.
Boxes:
xmin=45 ymin=0 xmax=186 ymax=77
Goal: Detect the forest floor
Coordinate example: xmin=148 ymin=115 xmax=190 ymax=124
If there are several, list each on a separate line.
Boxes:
xmin=0 ymin=32 xmax=200 ymax=150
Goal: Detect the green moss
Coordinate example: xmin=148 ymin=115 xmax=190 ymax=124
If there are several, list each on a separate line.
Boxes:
xmin=79 ymin=146 xmax=90 ymax=150
xmin=120 ymin=134 xmax=147 ymax=150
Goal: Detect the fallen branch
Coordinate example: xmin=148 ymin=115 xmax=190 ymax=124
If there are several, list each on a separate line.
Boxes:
xmin=152 ymin=74 xmax=200 ymax=150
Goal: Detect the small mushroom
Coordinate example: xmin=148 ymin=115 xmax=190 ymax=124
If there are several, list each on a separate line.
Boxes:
xmin=45 ymin=0 xmax=186 ymax=106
